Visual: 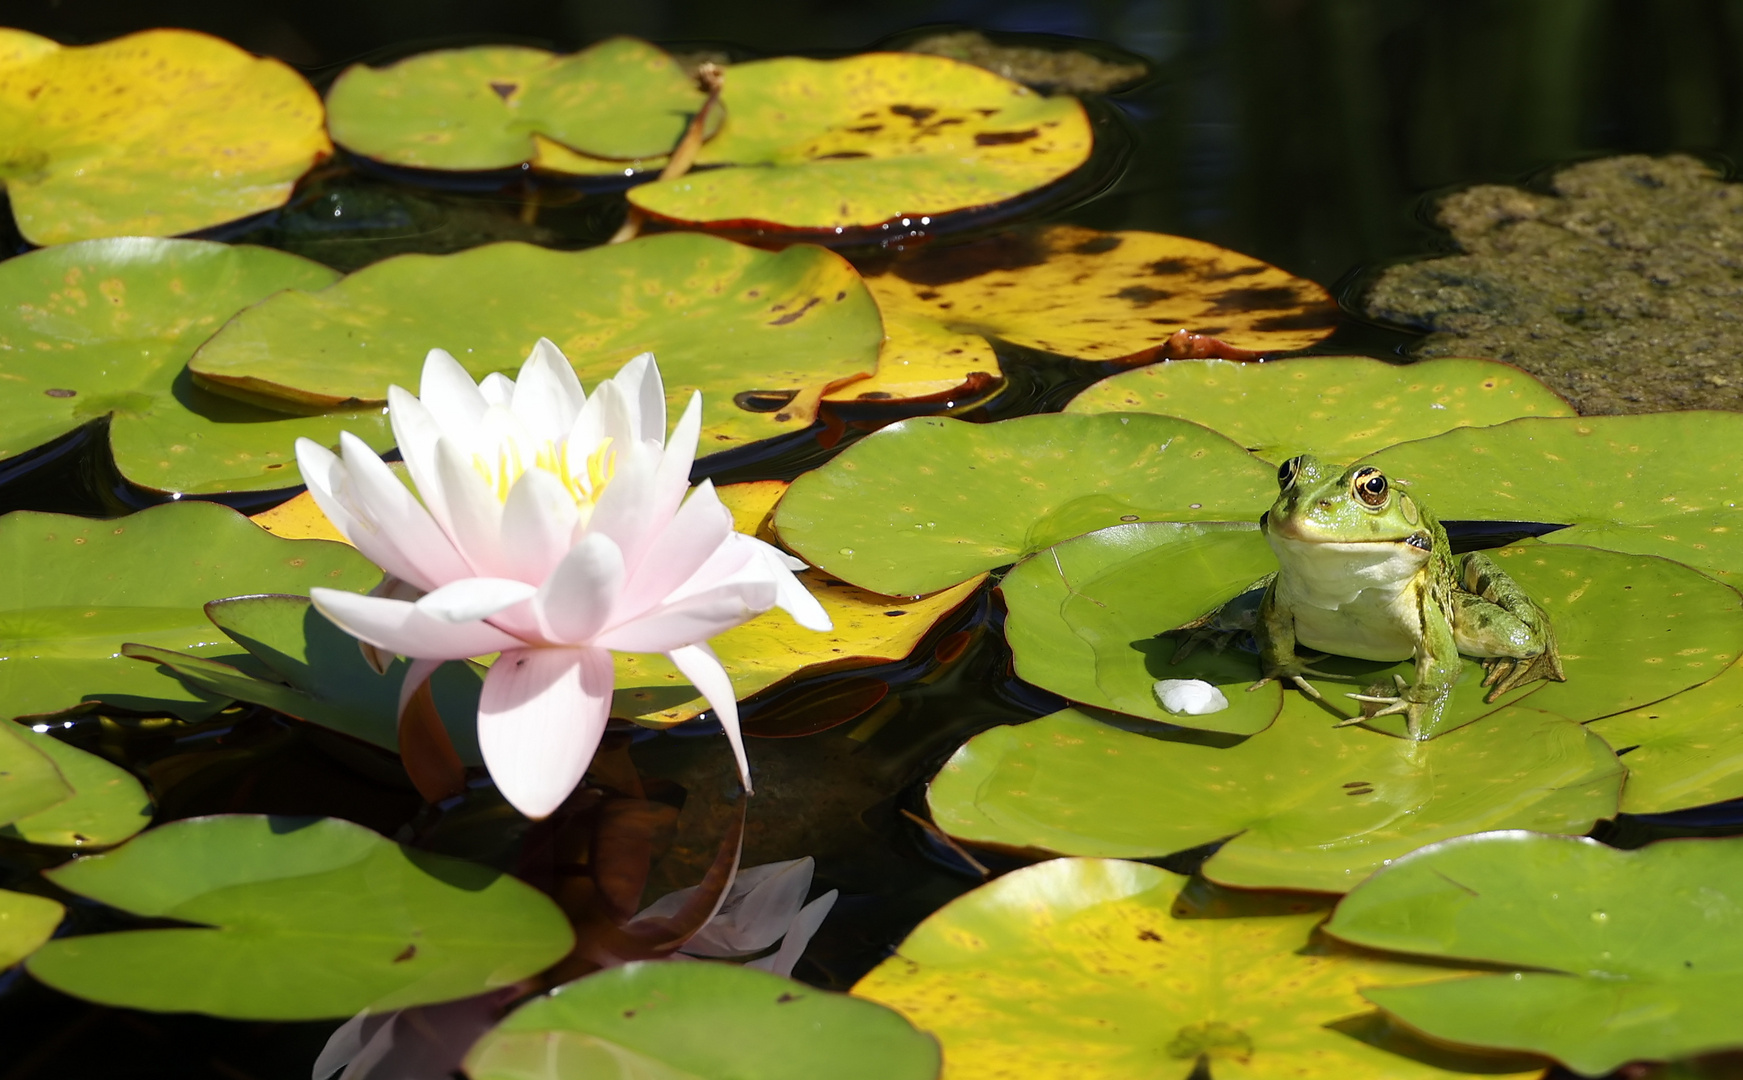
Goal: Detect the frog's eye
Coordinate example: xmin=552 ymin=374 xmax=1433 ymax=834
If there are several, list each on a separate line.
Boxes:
xmin=1353 ymin=468 xmax=1389 ymax=507
xmin=1277 ymin=457 xmax=1303 ymax=490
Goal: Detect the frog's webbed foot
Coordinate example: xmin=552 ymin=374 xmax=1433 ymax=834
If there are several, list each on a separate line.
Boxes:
xmin=1342 ymin=675 xmax=1434 ymax=737
xmin=1479 ymin=648 xmax=1567 ymax=702
xmin=1249 ymin=657 xmax=1342 ymax=701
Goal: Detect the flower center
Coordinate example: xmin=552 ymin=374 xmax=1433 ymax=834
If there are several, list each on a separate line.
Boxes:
xmin=473 ymin=436 xmax=616 ymax=512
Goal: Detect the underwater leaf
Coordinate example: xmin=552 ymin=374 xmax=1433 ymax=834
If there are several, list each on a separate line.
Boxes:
xmin=27 ymin=814 xmax=573 ymax=1019
xmin=1066 ymin=356 xmax=1574 ymax=463
xmin=853 ymin=857 xmax=1543 ymax=1080
xmin=0 ymin=502 xmax=380 ymax=722
xmin=860 ymin=226 xmax=1339 ymax=363
xmin=0 ymin=237 xmax=396 ymax=495
xmin=465 ymin=962 xmax=940 ymax=1080
xmin=1000 ymin=522 xmax=1283 ymax=734
xmin=0 ymin=29 xmax=330 ymax=245
xmin=0 ymin=724 xmax=150 ymax=848
xmin=325 ymin=38 xmax=717 ymax=171
xmin=928 ymin=702 xmax=1621 ymax=893
xmin=0 ymin=888 xmax=63 ymax=970
xmin=612 ymin=480 xmax=983 ymax=727
xmin=187 ymin=235 xmax=881 ymax=457
xmin=124 ymin=594 xmax=485 ymax=766
xmin=1365 ymin=413 xmax=1743 ymax=580
xmin=1589 ymin=657 xmax=1743 ymax=813
xmin=1326 ymin=831 xmax=1743 ymax=1076
xmin=627 ymin=53 xmax=1091 ymax=231
xmin=0 ymin=719 xmax=71 ymax=827
xmin=774 ymin=413 xmax=1277 ymax=595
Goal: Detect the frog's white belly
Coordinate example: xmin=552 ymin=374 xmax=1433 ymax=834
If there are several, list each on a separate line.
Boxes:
xmin=1269 ymin=535 xmax=1431 ymax=663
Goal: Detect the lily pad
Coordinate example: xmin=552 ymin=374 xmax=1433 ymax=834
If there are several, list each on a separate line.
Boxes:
xmin=0 ymin=724 xmax=151 ymax=848
xmin=0 ymin=719 xmax=71 ymax=827
xmin=774 ymin=412 xmax=1277 ymax=595
xmin=0 ymin=28 xmax=330 ymax=245
xmin=928 ymin=702 xmax=1622 ymax=893
xmin=27 ymin=814 xmax=574 ymax=1019
xmin=613 ymin=480 xmax=985 ymax=727
xmin=325 ymin=38 xmax=718 ymax=171
xmin=859 ymin=226 xmax=1340 ymax=362
xmin=0 ymin=501 xmax=380 ymax=721
xmin=466 ymin=962 xmax=940 ymax=1080
xmin=1325 ymin=831 xmax=1743 ymax=1076
xmin=1365 ymin=413 xmax=1743 ymax=580
xmin=1000 ymin=522 xmax=1282 ymax=734
xmin=853 ymin=857 xmax=1542 ymax=1080
xmin=186 ymin=235 xmax=881 ymax=456
xmin=628 ymin=53 xmax=1092 ymax=231
xmin=0 ymin=889 xmax=63 ymax=970
xmin=123 ymin=594 xmax=485 ymax=765
xmin=829 ymin=274 xmax=1002 ymax=402
xmin=0 ymin=237 xmax=398 ymax=495
xmin=1589 ymin=657 xmax=1743 ymax=813
xmin=1065 ymin=357 xmax=1575 ymax=463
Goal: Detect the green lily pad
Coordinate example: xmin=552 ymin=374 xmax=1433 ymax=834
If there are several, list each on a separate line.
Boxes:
xmin=187 ymin=235 xmax=881 ymax=456
xmin=0 ymin=888 xmax=64 ymax=969
xmin=928 ymin=702 xmax=1622 ymax=893
xmin=0 ymin=724 xmax=150 ymax=848
xmin=0 ymin=719 xmax=71 ymax=827
xmin=1326 ymin=831 xmax=1743 ymax=1076
xmin=0 ymin=237 xmax=398 ymax=495
xmin=325 ymin=38 xmax=718 ymax=172
xmin=0 ymin=501 xmax=380 ymax=722
xmin=1066 ymin=357 xmax=1574 ymax=463
xmin=1000 ymin=522 xmax=1282 ymax=734
xmin=853 ymin=857 xmax=1543 ymax=1080
xmin=123 ymin=594 xmax=484 ymax=765
xmin=1365 ymin=413 xmax=1743 ymax=581
xmin=628 ymin=53 xmax=1091 ymax=231
xmin=466 ymin=962 xmax=940 ymax=1080
xmin=27 ymin=814 xmax=573 ymax=1019
xmin=0 ymin=29 xmax=330 ymax=246
xmin=1589 ymin=656 xmax=1743 ymax=812
xmin=774 ymin=413 xmax=1277 ymax=596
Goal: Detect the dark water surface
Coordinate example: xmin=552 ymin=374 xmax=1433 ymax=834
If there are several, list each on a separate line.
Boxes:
xmin=7 ymin=2 xmax=1743 ymax=1078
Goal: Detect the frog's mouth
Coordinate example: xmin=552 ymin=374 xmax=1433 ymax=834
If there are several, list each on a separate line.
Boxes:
xmin=1264 ymin=514 xmax=1434 ymax=552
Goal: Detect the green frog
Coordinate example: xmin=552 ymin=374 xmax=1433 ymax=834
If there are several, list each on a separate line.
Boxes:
xmin=1253 ymin=453 xmax=1564 ymax=737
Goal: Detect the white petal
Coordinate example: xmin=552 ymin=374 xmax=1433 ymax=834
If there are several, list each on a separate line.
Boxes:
xmin=477 ymin=371 xmax=515 ymax=408
xmin=606 ymin=351 xmax=664 ymax=445
xmin=415 ymin=578 xmax=538 ymax=623
xmin=645 ymin=391 xmax=702 ymax=524
xmin=744 ymin=890 xmax=837 ymax=977
xmin=386 ymin=387 xmax=446 ymax=517
xmin=312 ymin=1009 xmax=390 ymax=1080
xmin=431 ymin=438 xmax=509 ymax=577
xmin=513 ymin=338 xmax=584 ymax=440
xmin=499 ymin=468 xmax=581 ymax=583
xmin=584 ymin=439 xmax=662 ymax=574
xmin=532 ymin=531 xmax=625 ymax=643
xmin=749 ymin=539 xmax=832 ymax=632
xmin=417 ymin=348 xmax=487 ymax=433
xmin=396 ymin=656 xmax=445 ymax=722
xmin=667 ymin=642 xmax=751 ymax=793
xmin=591 ymin=376 xmax=639 ymax=448
xmin=615 ymin=479 xmax=735 ymax=616
xmin=594 ymin=580 xmax=775 ymax=653
xmin=477 ymin=646 xmax=613 ymax=819
xmin=339 ymin=432 xmax=472 ymax=588
xmin=1153 ymin=679 xmax=1230 ymax=716
xmin=312 ymin=587 xmax=524 ymax=660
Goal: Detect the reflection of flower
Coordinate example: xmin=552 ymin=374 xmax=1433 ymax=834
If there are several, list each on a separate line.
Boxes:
xmin=632 ymin=856 xmax=838 ymax=976
xmin=295 ymin=342 xmax=830 ymax=819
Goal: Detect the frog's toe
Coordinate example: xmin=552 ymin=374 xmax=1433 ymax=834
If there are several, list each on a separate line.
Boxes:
xmin=1287 ymin=674 xmax=1325 ymax=700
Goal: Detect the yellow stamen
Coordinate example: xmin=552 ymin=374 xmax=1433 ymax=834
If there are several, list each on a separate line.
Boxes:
xmin=472 ymin=435 xmax=616 ymax=513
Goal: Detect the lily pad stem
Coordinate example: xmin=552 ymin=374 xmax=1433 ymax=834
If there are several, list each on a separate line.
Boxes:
xmin=610 ymin=63 xmax=726 ymax=244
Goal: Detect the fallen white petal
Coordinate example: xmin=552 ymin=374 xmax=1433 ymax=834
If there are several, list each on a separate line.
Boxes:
xmin=1153 ymin=678 xmax=1230 ymax=715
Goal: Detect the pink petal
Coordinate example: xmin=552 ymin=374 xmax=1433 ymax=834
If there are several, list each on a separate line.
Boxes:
xmin=311 ymin=587 xmax=524 ymax=660
xmin=386 ymin=387 xmax=446 ymax=520
xmin=477 ymin=646 xmax=613 ymax=819
xmin=744 ymin=890 xmax=838 ymax=977
xmin=666 ymin=642 xmax=751 ymax=793
xmin=531 ymin=532 xmax=625 ymax=643
xmin=415 ymin=578 xmax=538 ymax=623
xmin=682 ymin=858 xmax=815 ymax=956
xmin=417 ymin=348 xmax=487 ymax=433
xmin=338 ymin=433 xmax=472 ymax=588
xmin=594 ymin=580 xmax=775 ymax=654
xmin=616 ymin=479 xmax=734 ymax=616
xmin=430 ymin=438 xmax=509 ymax=577
xmin=499 ymin=468 xmax=581 ymax=583
xmin=396 ymin=656 xmax=445 ymax=723
xmin=585 ymin=440 xmax=662 ymax=574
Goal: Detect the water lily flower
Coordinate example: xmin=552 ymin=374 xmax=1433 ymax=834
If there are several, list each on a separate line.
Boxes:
xmin=294 ymin=341 xmax=830 ymax=819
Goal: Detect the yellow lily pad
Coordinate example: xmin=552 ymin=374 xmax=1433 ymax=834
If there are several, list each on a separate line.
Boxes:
xmin=612 ymin=480 xmax=985 ymax=726
xmin=0 ymin=28 xmax=330 ymax=245
xmin=827 ymin=273 xmax=1004 ymax=403
xmin=628 ymin=53 xmax=1093 ymax=231
xmin=1066 ymin=356 xmax=1576 ymax=463
xmin=853 ymin=857 xmax=1544 ymax=1080
xmin=324 ymin=38 xmax=717 ymax=171
xmin=859 ymin=226 xmax=1339 ymax=369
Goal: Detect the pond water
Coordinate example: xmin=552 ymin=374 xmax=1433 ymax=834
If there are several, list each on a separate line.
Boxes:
xmin=6 ymin=2 xmax=1743 ymax=1078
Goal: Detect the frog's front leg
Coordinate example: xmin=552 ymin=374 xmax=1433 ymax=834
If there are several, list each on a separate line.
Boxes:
xmin=1453 ymin=552 xmax=1566 ymax=701
xmin=1250 ymin=580 xmax=1343 ymax=700
xmin=1343 ymin=582 xmax=1463 ymax=739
